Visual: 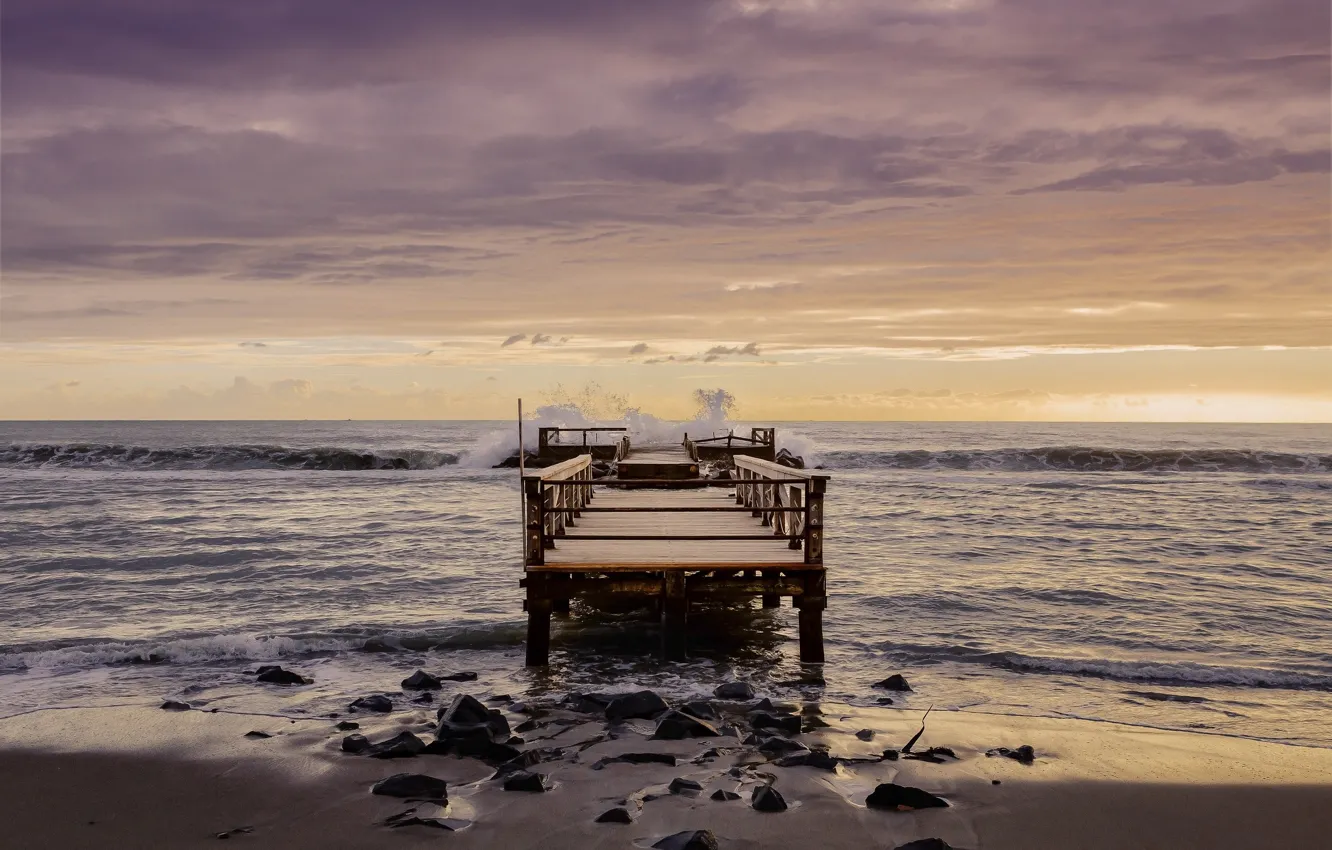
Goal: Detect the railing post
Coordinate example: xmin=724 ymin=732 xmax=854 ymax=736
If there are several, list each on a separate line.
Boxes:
xmin=803 ymin=476 xmax=825 ymax=565
xmin=524 ymin=476 xmax=545 ymax=565
xmin=789 ymin=487 xmax=803 ymax=550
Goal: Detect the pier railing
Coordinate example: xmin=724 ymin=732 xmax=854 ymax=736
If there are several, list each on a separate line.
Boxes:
xmin=523 ymin=454 xmax=828 ymax=567
xmin=734 ymin=456 xmax=827 ymax=565
xmin=523 ymin=454 xmax=594 ymax=564
xmin=537 ymin=427 xmax=630 ymax=463
xmin=683 ymin=427 xmax=776 ymax=462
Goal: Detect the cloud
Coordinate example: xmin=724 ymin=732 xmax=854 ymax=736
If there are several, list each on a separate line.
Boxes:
xmin=238 ymin=341 xmax=266 ymax=348
xmin=500 ymin=334 xmax=526 ymax=347
xmin=530 ymin=333 xmax=552 ymax=345
xmin=628 ymin=342 xmax=649 ymax=354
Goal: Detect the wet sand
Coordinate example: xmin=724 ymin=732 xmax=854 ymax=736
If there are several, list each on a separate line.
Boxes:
xmin=2 ymin=702 xmax=1330 ymax=849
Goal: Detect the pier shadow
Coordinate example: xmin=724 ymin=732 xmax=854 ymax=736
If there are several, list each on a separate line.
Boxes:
xmin=547 ymin=599 xmax=789 ymax=666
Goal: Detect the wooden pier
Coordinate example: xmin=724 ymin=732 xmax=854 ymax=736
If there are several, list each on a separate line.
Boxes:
xmin=520 ymin=437 xmax=828 ymax=665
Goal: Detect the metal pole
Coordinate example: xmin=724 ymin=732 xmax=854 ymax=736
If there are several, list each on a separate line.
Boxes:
xmin=518 ymin=398 xmax=525 ymax=563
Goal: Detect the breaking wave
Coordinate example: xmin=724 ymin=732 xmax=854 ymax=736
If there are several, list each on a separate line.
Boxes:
xmin=824 ymin=447 xmax=1331 ymax=473
xmin=0 ymin=443 xmax=460 ymax=471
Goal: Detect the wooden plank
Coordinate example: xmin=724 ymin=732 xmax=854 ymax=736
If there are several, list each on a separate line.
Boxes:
xmin=532 ymin=454 xmax=592 ymax=480
xmin=735 ymin=455 xmax=831 ymax=481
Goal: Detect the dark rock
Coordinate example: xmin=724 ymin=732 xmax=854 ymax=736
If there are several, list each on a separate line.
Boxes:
xmin=214 ymin=826 xmax=253 ymax=839
xmin=487 ymin=694 xmax=512 ymax=702
xmin=592 ymin=752 xmax=677 ymax=769
xmin=342 ymin=734 xmax=371 ymax=754
xmin=905 ymin=746 xmax=958 ymax=764
xmin=440 ymin=671 xmax=478 ymax=682
xmin=750 ymin=711 xmax=802 ymax=736
xmin=865 ymin=783 xmax=949 ymax=811
xmin=502 ymin=770 xmax=548 ymax=792
xmin=856 ymin=729 xmax=877 ymax=742
xmin=652 ymin=830 xmax=719 ymax=850
xmin=748 ymin=698 xmax=777 ymax=713
xmin=335 ymin=720 xmax=360 ymax=731
xmin=371 ymin=773 xmax=448 ymax=801
xmin=491 ymin=750 xmax=543 ymax=777
xmin=713 ymin=681 xmax=755 ymax=700
xmin=876 ymin=697 xmax=895 ymax=705
xmin=514 ymin=719 xmax=538 ymax=733
xmin=987 ymin=745 xmax=1036 ymax=765
xmin=710 ymin=789 xmax=741 ymax=801
xmin=992 ymin=779 xmax=1001 ymax=785
xmin=874 ymin=674 xmax=912 ymax=692
xmin=652 ymin=710 xmax=719 ymax=740
xmin=436 ymin=693 xmax=510 ymax=742
xmin=606 ymin=690 xmax=669 ymax=722
xmin=349 ymin=695 xmax=392 ymax=713
xmin=751 ymin=784 xmax=788 ymax=812
xmin=775 ymin=750 xmax=839 ymax=770
xmin=894 ymin=841 xmax=955 ymax=850
xmin=565 ymin=692 xmax=614 ymax=713
xmin=367 ymin=731 xmax=426 ymax=759
xmin=802 ymin=716 xmax=832 ymax=731
xmin=882 ymin=748 xmax=900 ymax=761
xmin=757 ymin=735 xmax=808 ymax=756
xmin=681 ymin=700 xmax=719 ymax=721
xmin=596 ymin=807 xmax=634 ymax=824
xmin=411 ymin=692 xmax=434 ymax=704
xmin=669 ymin=777 xmax=704 ymax=795
xmin=383 ymin=806 xmax=465 ymax=831
xmin=774 ymin=448 xmax=805 ymax=469
xmin=255 ymin=666 xmax=311 ymax=686
xmin=160 ymin=700 xmax=190 ymax=711
xmin=243 ymin=731 xmax=271 ymax=740
xmin=437 ymin=693 xmax=492 ymax=726
xmin=401 ymin=670 xmax=442 ymax=690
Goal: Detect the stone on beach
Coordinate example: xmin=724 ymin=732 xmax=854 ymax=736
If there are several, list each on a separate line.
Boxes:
xmin=894 ymin=841 xmax=957 ymax=850
xmin=371 ymin=773 xmax=448 ymax=801
xmin=669 ymin=777 xmax=704 ymax=794
xmin=874 ymin=674 xmax=912 ymax=692
xmin=856 ymin=729 xmax=877 ymax=741
xmin=341 ymin=734 xmax=371 ymax=754
xmin=757 ymin=735 xmax=809 ymax=756
xmin=335 ymin=720 xmax=359 ymax=731
xmin=349 ymin=695 xmax=392 ymax=713
xmin=502 ymin=770 xmax=548 ymax=792
xmin=605 ymin=690 xmax=669 ymax=722
xmin=159 ymin=700 xmax=190 ymax=711
xmin=866 ymin=783 xmax=949 ymax=811
xmin=775 ymin=749 xmax=839 ymax=770
xmin=595 ymin=807 xmax=634 ymax=824
xmin=751 ymin=783 xmax=789 ymax=812
xmin=713 ymin=681 xmax=755 ymax=700
xmin=592 ymin=752 xmax=677 ymax=769
xmin=440 ymin=671 xmax=478 ymax=682
xmin=652 ymin=830 xmax=720 ymax=850
xmin=243 ymin=731 xmax=271 ymax=740
xmin=401 ymin=670 xmax=441 ymax=690
xmin=710 ymin=789 xmax=741 ymax=801
xmin=367 ymin=731 xmax=427 ymax=759
xmin=436 ymin=693 xmax=511 ymax=742
xmin=255 ymin=665 xmax=311 ymax=686
xmin=750 ymin=711 xmax=802 ymax=735
xmin=652 ymin=710 xmax=720 ymax=740
xmin=988 ymin=744 xmax=1036 ymax=764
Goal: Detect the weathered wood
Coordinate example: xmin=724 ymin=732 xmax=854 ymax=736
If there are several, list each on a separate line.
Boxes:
xmin=663 ymin=570 xmax=687 ymax=660
xmin=525 ymin=574 xmax=553 ymax=665
xmin=520 ymin=433 xmax=829 ymax=666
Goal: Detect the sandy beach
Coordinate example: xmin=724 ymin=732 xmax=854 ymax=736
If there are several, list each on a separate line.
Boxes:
xmin=3 ymin=693 xmax=1330 ymax=850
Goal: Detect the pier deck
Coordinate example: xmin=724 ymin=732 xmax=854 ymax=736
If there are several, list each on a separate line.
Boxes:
xmin=520 ymin=440 xmax=828 ymax=665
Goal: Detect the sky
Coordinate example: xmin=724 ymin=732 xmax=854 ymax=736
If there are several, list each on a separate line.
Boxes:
xmin=1 ymin=0 xmax=1329 ymax=421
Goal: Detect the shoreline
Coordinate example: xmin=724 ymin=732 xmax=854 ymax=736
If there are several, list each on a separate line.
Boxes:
xmin=3 ymin=697 xmax=1330 ymax=849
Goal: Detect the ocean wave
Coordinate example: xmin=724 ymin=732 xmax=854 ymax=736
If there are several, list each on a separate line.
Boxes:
xmin=872 ymin=641 xmax=1332 ymax=691
xmin=824 ymin=447 xmax=1332 ymax=473
xmin=0 ymin=626 xmax=525 ymax=671
xmin=0 ymin=443 xmax=460 ymax=471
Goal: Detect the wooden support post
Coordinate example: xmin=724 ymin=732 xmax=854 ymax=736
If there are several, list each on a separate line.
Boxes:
xmin=662 ymin=571 xmax=687 ymax=661
xmin=794 ymin=572 xmax=826 ymax=663
xmin=553 ymin=598 xmax=570 ymax=615
xmin=761 ymin=569 xmax=780 ymax=608
xmin=525 ymin=574 xmax=552 ymax=666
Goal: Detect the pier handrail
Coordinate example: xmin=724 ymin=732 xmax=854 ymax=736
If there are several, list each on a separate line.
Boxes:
xmin=523 ymin=454 xmax=594 ymax=565
xmin=734 ymin=456 xmax=827 ymax=565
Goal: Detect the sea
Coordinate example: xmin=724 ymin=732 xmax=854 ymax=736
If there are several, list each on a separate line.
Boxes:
xmin=2 ymin=420 xmax=1330 ymax=747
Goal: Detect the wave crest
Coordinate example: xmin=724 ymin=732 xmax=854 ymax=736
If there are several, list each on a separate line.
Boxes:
xmin=826 ymin=447 xmax=1331 ymax=473
xmin=0 ymin=443 xmax=459 ymax=471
